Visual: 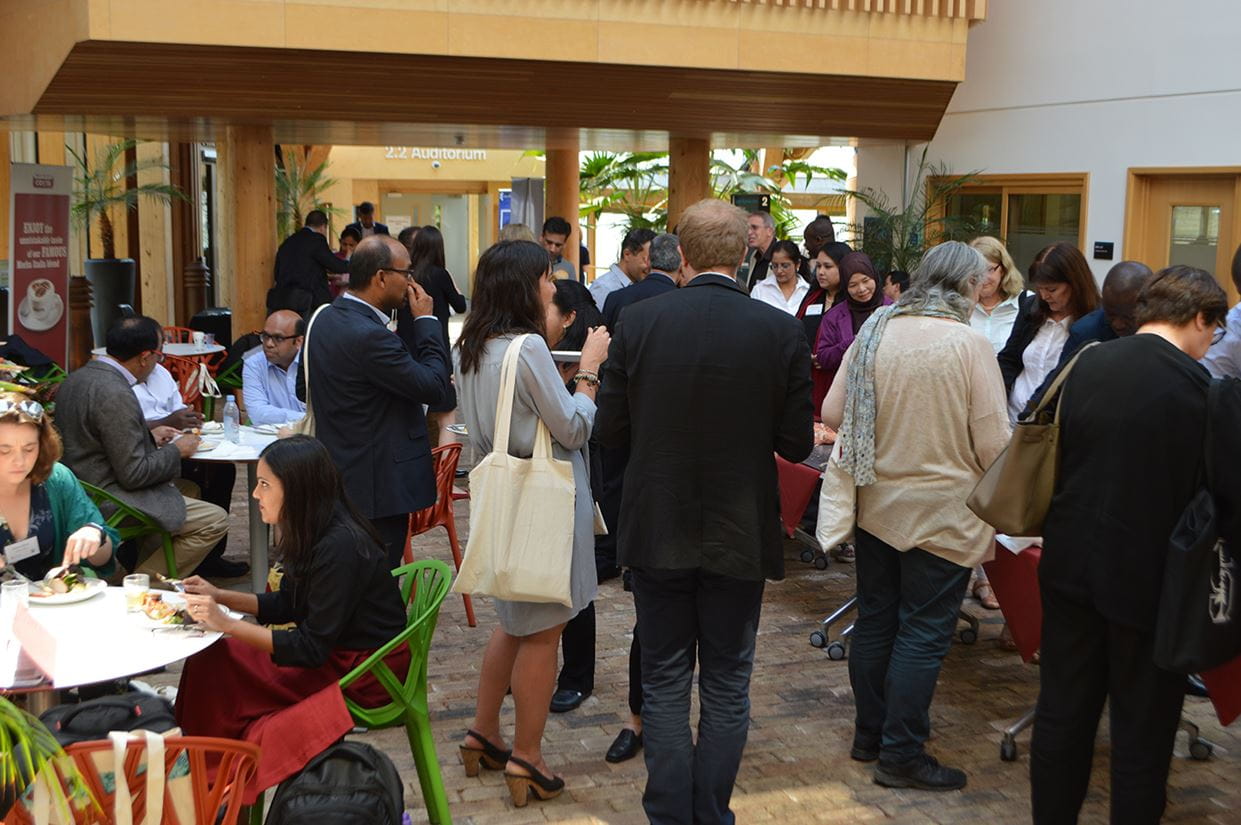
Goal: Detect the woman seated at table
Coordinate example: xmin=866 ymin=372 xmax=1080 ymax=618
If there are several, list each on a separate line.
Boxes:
xmin=0 ymin=392 xmax=117 ymax=581
xmin=176 ymin=435 xmax=408 ymax=795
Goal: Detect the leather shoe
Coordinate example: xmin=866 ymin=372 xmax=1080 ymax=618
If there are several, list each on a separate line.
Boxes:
xmin=874 ymin=753 xmax=966 ymax=791
xmin=193 ymin=557 xmax=251 ymax=579
xmin=850 ymin=736 xmax=879 ymax=762
xmin=549 ymin=689 xmax=588 ymax=713
xmin=605 ymin=728 xmax=643 ymax=763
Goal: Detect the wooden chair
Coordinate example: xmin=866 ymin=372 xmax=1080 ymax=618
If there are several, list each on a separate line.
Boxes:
xmin=11 ymin=736 xmax=259 ymax=825
xmin=402 ymin=443 xmax=474 ymax=627
xmin=162 ymin=326 xmax=195 ymax=344
xmin=80 ymin=480 xmax=179 ymax=577
xmin=162 ymin=353 xmax=204 ymax=411
xmin=339 ymin=560 xmax=453 ymax=825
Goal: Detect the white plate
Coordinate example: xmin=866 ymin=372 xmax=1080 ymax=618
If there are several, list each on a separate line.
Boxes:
xmin=27 ymin=577 xmax=107 ymax=606
xmin=200 ymin=422 xmax=224 ymax=434
xmin=248 ymin=424 xmax=280 ymax=435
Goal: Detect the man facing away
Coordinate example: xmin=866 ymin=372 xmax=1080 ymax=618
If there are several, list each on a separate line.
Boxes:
xmin=270 ymin=209 xmax=350 ymax=315
xmin=56 ymin=316 xmax=229 ymax=578
xmin=588 ymin=227 xmax=655 ymax=310
xmin=597 ymin=200 xmax=814 ymax=825
xmin=298 ymin=234 xmax=450 ymax=568
xmin=243 ymin=310 xmax=307 ymax=426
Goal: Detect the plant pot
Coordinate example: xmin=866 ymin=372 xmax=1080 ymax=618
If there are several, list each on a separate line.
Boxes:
xmin=84 ymin=258 xmax=136 ymax=347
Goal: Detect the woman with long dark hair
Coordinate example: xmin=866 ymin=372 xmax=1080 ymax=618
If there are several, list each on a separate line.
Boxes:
xmin=454 ymin=240 xmax=610 ymax=807
xmin=398 ymin=224 xmax=468 ymax=445
xmin=798 ymin=241 xmax=852 ymax=410
xmin=176 ymin=436 xmax=408 ymax=796
xmin=814 ymin=251 xmax=892 ymax=403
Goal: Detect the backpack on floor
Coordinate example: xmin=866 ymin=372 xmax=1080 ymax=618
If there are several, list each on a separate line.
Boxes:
xmin=265 ymin=741 xmax=404 ymax=825
xmin=39 ymin=692 xmax=178 ymax=747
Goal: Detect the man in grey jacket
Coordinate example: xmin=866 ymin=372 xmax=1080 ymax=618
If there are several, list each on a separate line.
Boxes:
xmin=56 ymin=316 xmax=229 ymax=578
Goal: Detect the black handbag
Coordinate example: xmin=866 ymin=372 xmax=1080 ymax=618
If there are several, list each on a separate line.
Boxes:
xmin=38 ymin=691 xmax=177 ymax=747
xmin=1153 ymin=379 xmax=1241 ymax=673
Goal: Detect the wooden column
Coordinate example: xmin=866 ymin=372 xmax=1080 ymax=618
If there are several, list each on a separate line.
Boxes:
xmin=544 ymin=129 xmax=580 ymax=273
xmin=668 ymin=137 xmax=711 ymax=232
xmin=170 ymin=142 xmax=205 ymax=324
xmin=217 ymin=126 xmax=275 ymax=339
xmin=136 ymin=141 xmax=175 ymax=324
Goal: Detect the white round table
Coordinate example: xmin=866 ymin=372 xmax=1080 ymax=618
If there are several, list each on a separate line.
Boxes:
xmin=91 ymin=343 xmax=226 ymax=358
xmin=1 ymin=587 xmax=226 ymax=711
xmin=186 ymin=426 xmax=279 ymax=594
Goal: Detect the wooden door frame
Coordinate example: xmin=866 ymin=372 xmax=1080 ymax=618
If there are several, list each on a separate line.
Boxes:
xmin=1123 ymin=166 xmax=1241 ymax=265
xmin=927 ymin=172 xmax=1089 ymax=251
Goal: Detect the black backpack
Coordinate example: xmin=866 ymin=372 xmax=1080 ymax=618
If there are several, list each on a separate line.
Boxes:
xmin=266 ymin=741 xmax=404 ymax=825
xmin=39 ymin=692 xmax=178 ymax=747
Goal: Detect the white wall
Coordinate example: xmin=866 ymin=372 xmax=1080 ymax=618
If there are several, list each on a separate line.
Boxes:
xmin=859 ymin=0 xmax=1241 ymax=280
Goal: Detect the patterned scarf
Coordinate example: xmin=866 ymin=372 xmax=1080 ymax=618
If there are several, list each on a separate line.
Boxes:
xmin=837 ymin=288 xmax=970 ymax=486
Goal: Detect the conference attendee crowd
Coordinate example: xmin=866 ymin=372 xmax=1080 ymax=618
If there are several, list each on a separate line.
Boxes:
xmin=6 ymin=197 xmax=1240 ymax=825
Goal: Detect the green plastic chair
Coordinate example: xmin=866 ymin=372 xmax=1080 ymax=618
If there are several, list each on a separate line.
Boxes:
xmin=79 ymin=480 xmax=178 ymax=577
xmin=340 ymin=559 xmax=454 ymax=825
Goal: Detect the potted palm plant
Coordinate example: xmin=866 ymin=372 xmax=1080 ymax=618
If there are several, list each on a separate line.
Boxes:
xmin=0 ymin=696 xmax=97 ymax=822
xmin=67 ymin=139 xmax=187 ymax=345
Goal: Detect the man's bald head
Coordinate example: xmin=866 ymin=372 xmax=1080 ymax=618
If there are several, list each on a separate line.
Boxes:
xmin=261 ymin=309 xmax=306 ymax=368
xmin=1101 ymin=260 xmax=1154 ymax=336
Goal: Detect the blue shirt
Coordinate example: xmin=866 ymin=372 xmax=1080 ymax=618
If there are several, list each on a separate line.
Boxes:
xmin=1202 ymin=301 xmax=1241 ymax=379
xmin=242 ymin=349 xmax=305 ymax=425
xmin=588 ymin=263 xmax=633 ymax=310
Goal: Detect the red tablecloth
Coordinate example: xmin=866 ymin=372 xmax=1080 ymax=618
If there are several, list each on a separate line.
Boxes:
xmin=775 ymin=455 xmax=822 ymax=538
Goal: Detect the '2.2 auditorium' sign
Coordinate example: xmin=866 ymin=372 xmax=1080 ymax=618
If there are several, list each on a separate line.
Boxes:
xmin=384 ymin=147 xmax=488 ymax=161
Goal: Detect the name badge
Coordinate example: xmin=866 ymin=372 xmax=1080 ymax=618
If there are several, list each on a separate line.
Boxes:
xmin=805 ymin=304 xmax=824 ymax=316
xmin=4 ymin=536 xmax=40 ymax=565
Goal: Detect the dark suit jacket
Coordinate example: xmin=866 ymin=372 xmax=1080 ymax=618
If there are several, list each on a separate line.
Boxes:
xmin=602 ymin=270 xmax=677 ymax=330
xmin=272 ymin=227 xmax=350 ymax=311
xmin=1024 ymin=308 xmax=1118 ymax=412
xmin=1041 ymin=334 xmax=1241 ymax=631
xmin=996 ymin=292 xmax=1041 ymax=394
xmin=298 ymin=296 xmax=450 ymax=519
xmin=344 ymin=221 xmax=390 ymax=238
xmin=55 ymin=360 xmax=186 ymax=530
xmin=596 ymin=273 xmax=815 ymax=581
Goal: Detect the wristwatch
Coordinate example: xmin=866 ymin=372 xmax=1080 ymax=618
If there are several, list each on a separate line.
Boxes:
xmin=86 ymin=522 xmax=108 ymax=544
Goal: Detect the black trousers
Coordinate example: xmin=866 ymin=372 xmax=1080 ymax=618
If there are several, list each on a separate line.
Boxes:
xmin=1030 ymin=586 xmax=1187 ymax=825
xmin=370 ymin=514 xmax=410 ymax=571
xmin=633 ymin=567 xmax=764 ymax=825
xmin=179 ymin=459 xmax=235 ymax=558
xmin=628 ymin=624 xmax=643 ymax=716
xmin=557 ymin=601 xmax=595 ymax=695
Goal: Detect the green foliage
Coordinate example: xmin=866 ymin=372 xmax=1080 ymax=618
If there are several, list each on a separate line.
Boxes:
xmin=710 ymin=150 xmax=845 ymax=240
xmin=275 ymin=153 xmax=341 ymax=241
xmin=843 ymin=146 xmax=982 ymax=273
xmin=578 ymin=152 xmax=669 ymax=233
xmin=67 ymin=139 xmax=188 ymax=260
xmin=0 ymin=696 xmax=98 ymax=821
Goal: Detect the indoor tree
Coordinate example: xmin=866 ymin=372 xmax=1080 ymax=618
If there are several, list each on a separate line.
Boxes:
xmin=275 ymin=147 xmax=341 ymax=241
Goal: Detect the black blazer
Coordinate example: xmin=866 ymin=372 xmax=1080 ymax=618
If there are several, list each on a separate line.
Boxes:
xmin=273 ymin=227 xmax=349 ymax=310
xmin=344 ymin=221 xmax=390 ymax=237
xmin=298 ymin=296 xmax=450 ymax=519
xmin=996 ymin=292 xmax=1041 ymax=394
xmin=596 ymin=273 xmax=815 ymax=581
xmin=602 ymin=270 xmax=677 ymax=330
xmin=1041 ymin=334 xmax=1241 ymax=631
xmin=396 ymin=266 xmax=467 ymax=351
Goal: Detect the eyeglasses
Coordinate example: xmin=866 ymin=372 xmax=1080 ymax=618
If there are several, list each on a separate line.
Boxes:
xmin=260 ymin=332 xmax=298 ymax=344
xmin=382 ymin=267 xmax=417 ymax=280
xmin=770 ymin=261 xmax=797 ymax=272
xmin=0 ymin=398 xmax=45 ymax=422
xmin=142 ymin=350 xmax=165 ymax=363
xmin=1212 ymin=326 xmax=1227 ymax=346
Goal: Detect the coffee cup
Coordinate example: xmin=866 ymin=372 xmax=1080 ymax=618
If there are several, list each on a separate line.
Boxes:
xmin=191 ymin=331 xmax=206 ymax=351
xmin=27 ymin=279 xmax=54 ymax=314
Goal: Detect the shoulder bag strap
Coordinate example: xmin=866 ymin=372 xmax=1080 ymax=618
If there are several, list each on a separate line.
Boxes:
xmin=300 ymin=303 xmax=329 ymax=416
xmin=491 ymin=334 xmax=531 ymax=456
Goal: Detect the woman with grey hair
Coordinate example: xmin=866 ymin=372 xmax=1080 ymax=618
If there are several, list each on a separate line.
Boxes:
xmin=821 ymin=240 xmax=1011 ymax=791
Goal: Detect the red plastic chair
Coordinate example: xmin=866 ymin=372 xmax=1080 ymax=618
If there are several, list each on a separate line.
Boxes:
xmin=403 ymin=443 xmax=475 ymax=627
xmin=162 ymin=326 xmax=195 ymax=344
xmin=162 ymin=353 xmax=204 ymax=410
xmin=11 ymin=736 xmax=260 ymax=825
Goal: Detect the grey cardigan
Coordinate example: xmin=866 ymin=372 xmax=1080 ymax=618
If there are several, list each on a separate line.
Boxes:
xmin=55 ymin=360 xmax=186 ymax=530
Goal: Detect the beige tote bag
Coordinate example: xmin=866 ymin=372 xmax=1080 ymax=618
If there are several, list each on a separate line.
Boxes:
xmin=452 ymin=335 xmax=576 ymax=606
xmin=815 ymin=438 xmax=857 ymax=551
xmin=966 ymin=341 xmax=1098 ymax=536
xmin=288 ymin=303 xmax=328 ymax=436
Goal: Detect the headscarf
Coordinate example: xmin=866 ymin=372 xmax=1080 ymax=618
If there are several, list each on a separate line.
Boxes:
xmin=798 ymin=241 xmax=853 ymax=317
xmin=839 ymin=252 xmax=884 ymax=334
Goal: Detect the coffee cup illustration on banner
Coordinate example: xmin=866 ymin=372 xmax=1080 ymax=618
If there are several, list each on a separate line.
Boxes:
xmin=18 ymin=277 xmax=65 ymax=332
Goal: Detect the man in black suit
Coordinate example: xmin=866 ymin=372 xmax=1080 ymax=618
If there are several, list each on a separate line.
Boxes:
xmin=270 ymin=209 xmax=350 ymax=315
xmin=298 ymin=234 xmax=449 ymax=567
xmin=602 ymin=232 xmax=682 ymax=330
xmin=597 ymin=200 xmax=814 ymax=825
xmin=343 ymin=201 xmax=390 ymax=238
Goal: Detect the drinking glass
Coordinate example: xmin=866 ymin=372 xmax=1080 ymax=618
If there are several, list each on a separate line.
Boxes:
xmin=123 ymin=573 xmax=150 ymax=613
xmin=2 ymin=579 xmax=30 ymax=628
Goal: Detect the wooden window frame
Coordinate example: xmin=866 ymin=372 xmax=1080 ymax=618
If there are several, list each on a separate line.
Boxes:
xmin=927 ymin=172 xmax=1089 ymax=251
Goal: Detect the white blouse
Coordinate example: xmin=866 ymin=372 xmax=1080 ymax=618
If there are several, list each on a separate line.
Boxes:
xmin=1008 ymin=316 xmax=1071 ymax=424
xmin=751 ymin=274 xmax=809 ymax=315
xmin=970 ymin=293 xmax=1025 ymax=354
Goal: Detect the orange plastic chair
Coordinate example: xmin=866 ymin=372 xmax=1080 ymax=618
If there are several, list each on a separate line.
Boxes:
xmin=403 ymin=442 xmax=475 ymax=627
xmin=11 ymin=736 xmax=260 ymax=825
xmin=162 ymin=353 xmax=204 ymax=410
xmin=162 ymin=326 xmax=195 ymax=344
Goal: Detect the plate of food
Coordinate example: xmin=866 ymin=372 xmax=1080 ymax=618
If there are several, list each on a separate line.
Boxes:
xmin=28 ymin=566 xmax=107 ymax=605
xmin=135 ymin=592 xmax=238 ymax=630
xmin=195 ymin=440 xmax=220 ymax=453
xmin=200 ymin=421 xmax=224 ymax=434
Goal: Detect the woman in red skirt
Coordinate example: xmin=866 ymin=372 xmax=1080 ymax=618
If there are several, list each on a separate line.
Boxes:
xmin=176 ymin=435 xmax=409 ymax=798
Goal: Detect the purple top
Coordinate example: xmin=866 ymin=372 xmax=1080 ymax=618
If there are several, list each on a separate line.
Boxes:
xmin=813 ymin=295 xmax=894 ymax=393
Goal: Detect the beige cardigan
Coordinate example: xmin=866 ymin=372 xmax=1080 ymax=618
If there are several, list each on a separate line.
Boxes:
xmin=822 ymin=316 xmax=1011 ymax=569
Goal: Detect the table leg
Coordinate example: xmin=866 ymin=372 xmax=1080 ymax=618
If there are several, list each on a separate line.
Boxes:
xmin=247 ymin=463 xmax=269 ymax=594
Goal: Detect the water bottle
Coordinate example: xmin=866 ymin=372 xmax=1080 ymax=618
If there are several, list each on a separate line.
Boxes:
xmin=222 ymin=395 xmax=240 ymax=444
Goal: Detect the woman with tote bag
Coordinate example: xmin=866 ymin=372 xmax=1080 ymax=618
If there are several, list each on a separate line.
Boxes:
xmin=452 ymin=240 xmax=610 ymax=808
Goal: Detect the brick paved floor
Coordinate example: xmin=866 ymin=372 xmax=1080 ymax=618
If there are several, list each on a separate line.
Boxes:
xmin=189 ymin=473 xmax=1239 ymax=824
